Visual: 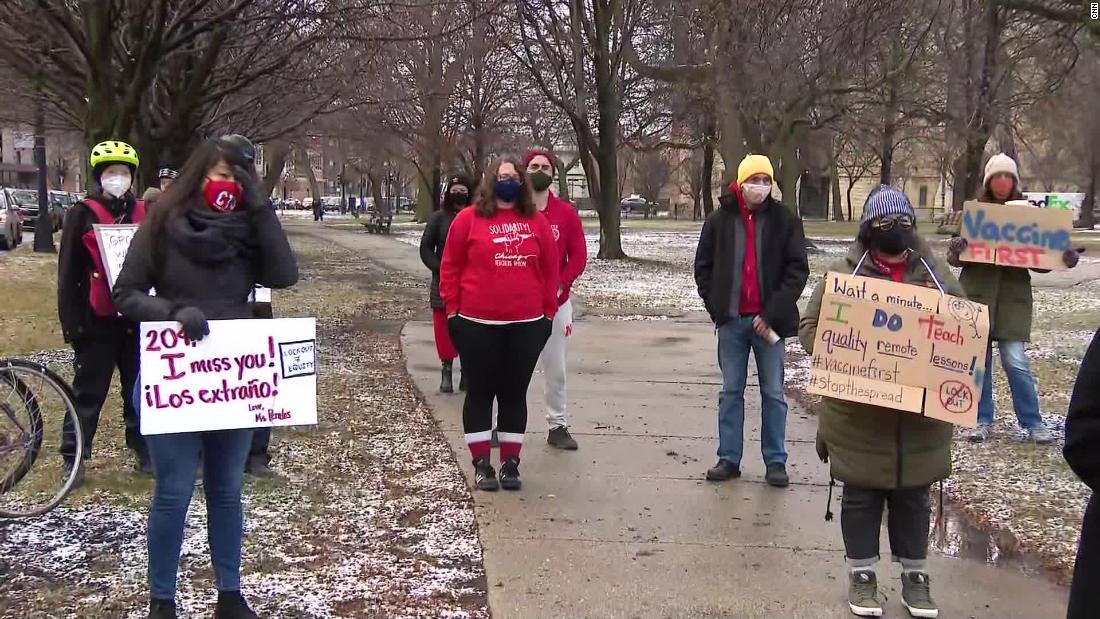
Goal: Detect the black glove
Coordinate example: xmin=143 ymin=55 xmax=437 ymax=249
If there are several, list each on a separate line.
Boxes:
xmin=946 ymin=237 xmax=968 ymax=267
xmin=173 ymin=306 xmax=210 ymax=342
xmin=235 ymin=165 xmax=265 ymax=213
xmin=1064 ymin=248 xmax=1082 ymax=269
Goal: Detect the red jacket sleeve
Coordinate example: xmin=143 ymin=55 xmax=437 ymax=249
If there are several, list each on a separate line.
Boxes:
xmin=537 ymin=213 xmax=561 ymax=319
xmin=559 ymin=205 xmax=588 ymax=304
xmin=439 ymin=209 xmax=470 ymax=316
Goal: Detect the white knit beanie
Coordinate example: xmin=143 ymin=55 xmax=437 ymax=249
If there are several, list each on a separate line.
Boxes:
xmin=983 ymin=153 xmax=1019 ymax=186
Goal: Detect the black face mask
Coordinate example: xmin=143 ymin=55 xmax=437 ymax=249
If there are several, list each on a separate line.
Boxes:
xmin=444 ymin=192 xmax=470 ymax=209
xmin=868 ymin=228 xmax=913 ymax=255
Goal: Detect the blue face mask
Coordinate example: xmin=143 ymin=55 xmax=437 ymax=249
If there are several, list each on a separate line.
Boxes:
xmin=494 ymin=178 xmax=522 ymax=202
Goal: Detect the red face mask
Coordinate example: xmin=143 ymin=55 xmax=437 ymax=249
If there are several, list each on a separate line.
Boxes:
xmin=989 ymin=176 xmax=1015 ymax=201
xmin=203 ymin=179 xmax=243 ymax=212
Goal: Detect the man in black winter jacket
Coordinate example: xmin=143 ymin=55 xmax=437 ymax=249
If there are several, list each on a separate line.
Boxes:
xmin=693 ymin=154 xmax=808 ymax=488
xmin=1065 ymin=328 xmax=1100 ymax=619
xmin=57 ymin=140 xmax=150 ymax=481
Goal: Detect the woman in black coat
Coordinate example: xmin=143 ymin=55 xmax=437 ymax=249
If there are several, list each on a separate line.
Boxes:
xmin=114 ymin=137 xmax=298 ymax=619
xmin=420 ymin=173 xmax=472 ymax=393
xmin=1065 ymin=327 xmax=1100 ymax=619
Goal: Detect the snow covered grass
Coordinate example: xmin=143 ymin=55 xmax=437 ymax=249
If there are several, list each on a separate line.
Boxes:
xmin=0 ymin=234 xmax=488 ymax=618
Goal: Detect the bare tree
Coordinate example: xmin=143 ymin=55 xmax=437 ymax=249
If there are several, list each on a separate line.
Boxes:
xmin=513 ymin=0 xmax=655 ymax=258
xmin=0 ymin=1 xmax=355 ymax=187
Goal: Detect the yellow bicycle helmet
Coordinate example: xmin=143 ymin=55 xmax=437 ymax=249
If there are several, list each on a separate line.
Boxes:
xmin=89 ymin=140 xmax=140 ymax=169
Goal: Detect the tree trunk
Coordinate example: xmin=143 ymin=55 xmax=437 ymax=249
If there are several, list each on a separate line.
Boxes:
xmin=260 ymin=140 xmax=292 ymax=199
xmin=592 ymin=0 xmax=625 ymax=259
xmin=556 ymin=158 xmax=571 ymax=200
xmin=778 ymin=145 xmax=800 ymax=214
xmin=951 ymin=137 xmax=988 ymax=211
xmin=702 ymin=139 xmax=715 ymax=216
xmin=830 ymin=156 xmax=844 ymax=222
xmin=846 ymin=180 xmax=856 ymax=222
xmin=1080 ymin=146 xmax=1098 ymax=229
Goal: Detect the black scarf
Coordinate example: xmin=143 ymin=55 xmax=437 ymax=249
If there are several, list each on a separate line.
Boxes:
xmin=167 ymin=207 xmax=254 ymax=265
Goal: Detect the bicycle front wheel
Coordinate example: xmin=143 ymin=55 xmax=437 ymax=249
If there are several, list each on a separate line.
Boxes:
xmin=0 ymin=359 xmax=83 ymax=518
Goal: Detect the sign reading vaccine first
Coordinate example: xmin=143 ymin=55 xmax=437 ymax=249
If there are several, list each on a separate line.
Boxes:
xmin=959 ymin=200 xmax=1074 ymax=271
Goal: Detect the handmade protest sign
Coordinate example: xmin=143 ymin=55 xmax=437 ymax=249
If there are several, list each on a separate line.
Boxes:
xmin=93 ymin=224 xmax=139 ymax=289
xmin=959 ymin=200 xmax=1073 ymax=271
xmin=139 ymin=317 xmax=317 ymax=435
xmin=807 ymin=272 xmax=989 ymax=427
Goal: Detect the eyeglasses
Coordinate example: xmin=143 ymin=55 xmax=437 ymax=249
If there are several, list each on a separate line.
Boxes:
xmin=870 ymin=215 xmax=914 ymax=231
xmin=497 ymin=174 xmax=520 ymax=182
xmin=527 ymin=163 xmax=553 ymax=173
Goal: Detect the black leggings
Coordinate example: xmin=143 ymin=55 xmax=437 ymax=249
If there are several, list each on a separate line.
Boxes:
xmin=449 ymin=317 xmax=552 ymax=440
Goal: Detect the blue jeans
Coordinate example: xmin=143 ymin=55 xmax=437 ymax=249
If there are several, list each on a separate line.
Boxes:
xmin=716 ymin=316 xmax=788 ymax=466
xmin=978 ymin=340 xmax=1043 ymax=429
xmin=140 ymin=380 xmax=253 ymax=599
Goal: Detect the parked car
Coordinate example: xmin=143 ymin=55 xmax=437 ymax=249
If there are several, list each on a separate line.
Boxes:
xmin=621 ymin=195 xmax=649 ymax=215
xmin=0 ymin=190 xmax=24 ymax=250
xmin=321 ymin=196 xmax=342 ymax=212
xmin=49 ymin=190 xmax=77 ymax=228
xmin=3 ymin=188 xmax=63 ymax=232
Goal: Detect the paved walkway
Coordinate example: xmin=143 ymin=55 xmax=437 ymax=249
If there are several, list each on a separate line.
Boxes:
xmin=299 ymin=222 xmax=1069 ymax=619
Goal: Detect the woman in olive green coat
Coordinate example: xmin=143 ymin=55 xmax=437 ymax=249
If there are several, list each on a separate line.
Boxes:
xmin=801 ymin=187 xmax=962 ymax=619
xmin=946 ymin=154 xmax=1080 ymax=444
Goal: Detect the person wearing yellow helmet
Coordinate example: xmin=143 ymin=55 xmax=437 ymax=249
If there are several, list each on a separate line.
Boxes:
xmin=57 ymin=139 xmax=151 ymax=485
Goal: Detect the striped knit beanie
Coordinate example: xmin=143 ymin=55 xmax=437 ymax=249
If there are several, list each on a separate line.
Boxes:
xmin=860 ymin=185 xmax=915 ymax=223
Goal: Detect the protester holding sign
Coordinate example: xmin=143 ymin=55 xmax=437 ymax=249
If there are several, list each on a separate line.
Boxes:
xmin=113 ymin=136 xmax=298 ymax=619
xmin=420 ymin=173 xmax=473 ymax=393
xmin=57 ymin=140 xmax=150 ymax=484
xmin=440 ymin=156 xmax=559 ymax=492
xmin=946 ymin=153 xmax=1079 ymax=444
xmin=800 ymin=187 xmax=963 ymax=619
xmin=1064 ymin=327 xmax=1100 ymax=619
xmin=694 ymin=154 xmax=809 ymax=488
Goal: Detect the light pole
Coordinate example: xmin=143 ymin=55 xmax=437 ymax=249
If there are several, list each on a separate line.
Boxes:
xmin=33 ymin=99 xmax=55 ymax=253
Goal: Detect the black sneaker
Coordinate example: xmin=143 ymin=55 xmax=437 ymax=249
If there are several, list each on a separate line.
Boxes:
xmin=214 ymin=591 xmax=261 ymax=619
xmin=148 ymin=598 xmax=177 ymax=619
xmin=64 ymin=459 xmax=86 ymax=490
xmin=547 ymin=426 xmax=579 ymax=450
xmin=135 ymin=452 xmax=154 ymax=477
xmin=245 ymin=459 xmax=277 ymax=478
xmin=705 ymin=460 xmax=741 ymax=482
xmin=499 ymin=457 xmax=522 ymax=490
xmin=765 ymin=463 xmax=790 ymax=487
xmin=473 ymin=458 xmax=499 ymax=491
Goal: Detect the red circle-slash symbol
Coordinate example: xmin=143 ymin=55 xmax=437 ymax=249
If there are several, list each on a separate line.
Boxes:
xmin=939 ymin=381 xmax=973 ymax=413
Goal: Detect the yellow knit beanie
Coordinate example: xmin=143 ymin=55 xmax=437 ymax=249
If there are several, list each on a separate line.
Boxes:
xmin=737 ymin=154 xmax=774 ymax=185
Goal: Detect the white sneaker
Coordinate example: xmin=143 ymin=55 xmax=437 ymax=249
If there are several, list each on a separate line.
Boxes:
xmin=964 ymin=424 xmax=992 ymax=443
xmin=1026 ymin=425 xmax=1054 ymax=445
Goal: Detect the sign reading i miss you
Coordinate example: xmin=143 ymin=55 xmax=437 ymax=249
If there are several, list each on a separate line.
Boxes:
xmin=806 ymin=273 xmax=989 ymax=427
xmin=139 ymin=318 xmax=317 ymax=435
xmin=960 ymin=200 xmax=1073 ymax=270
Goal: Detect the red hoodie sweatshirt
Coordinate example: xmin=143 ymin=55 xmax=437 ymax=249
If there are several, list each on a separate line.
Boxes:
xmin=440 ymin=206 xmax=560 ymax=322
xmin=541 ymin=193 xmax=588 ymax=305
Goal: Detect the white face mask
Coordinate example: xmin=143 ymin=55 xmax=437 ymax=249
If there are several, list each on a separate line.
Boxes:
xmin=101 ymin=172 xmax=132 ymax=198
xmin=743 ymin=183 xmax=771 ymax=205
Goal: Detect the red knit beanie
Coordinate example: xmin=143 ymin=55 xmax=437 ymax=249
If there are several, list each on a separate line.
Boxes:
xmin=522 ymin=148 xmax=556 ymax=168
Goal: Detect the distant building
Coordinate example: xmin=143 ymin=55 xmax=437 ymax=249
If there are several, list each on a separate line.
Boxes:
xmin=0 ymin=126 xmax=85 ymax=192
